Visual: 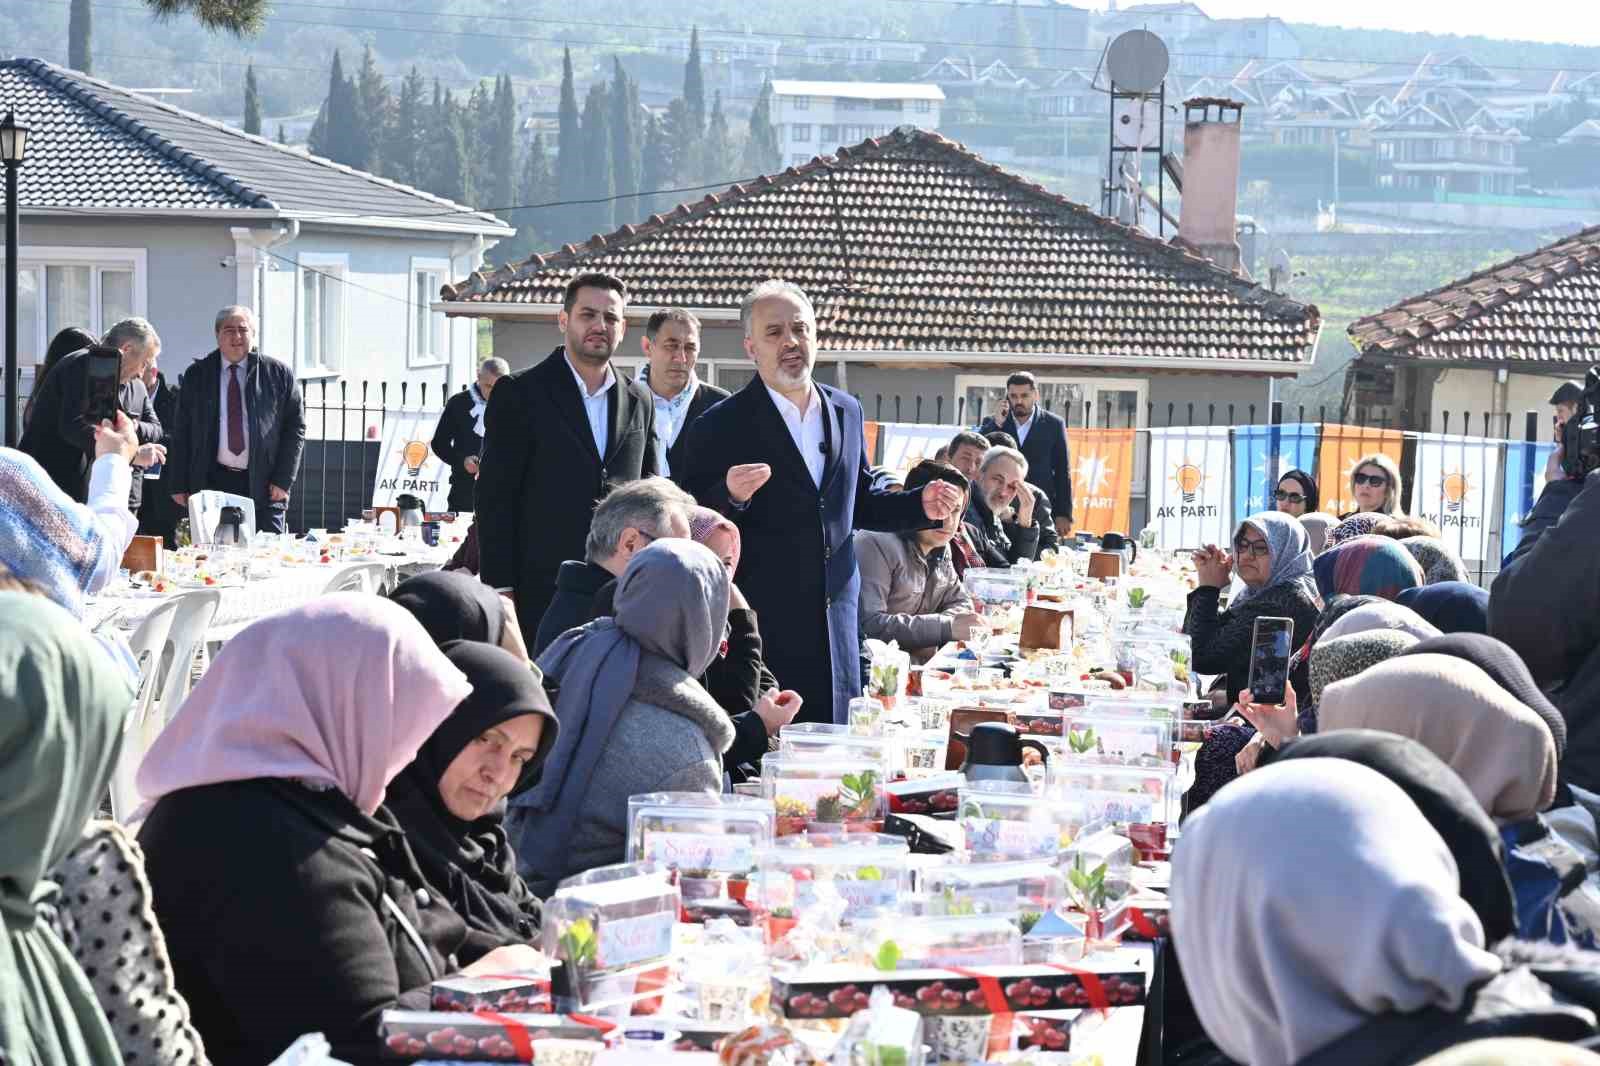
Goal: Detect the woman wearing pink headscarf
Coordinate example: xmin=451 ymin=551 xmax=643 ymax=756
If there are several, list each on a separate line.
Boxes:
xmin=136 ymin=595 xmax=546 ymax=1066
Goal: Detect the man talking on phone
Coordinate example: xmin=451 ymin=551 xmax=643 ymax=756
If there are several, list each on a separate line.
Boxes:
xmin=20 ymin=317 xmax=166 ymax=509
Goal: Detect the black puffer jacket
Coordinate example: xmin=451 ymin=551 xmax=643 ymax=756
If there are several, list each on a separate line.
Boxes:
xmin=1183 ymin=581 xmax=1322 ymax=705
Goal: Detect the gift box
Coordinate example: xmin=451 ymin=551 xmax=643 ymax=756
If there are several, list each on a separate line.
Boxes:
xmin=770 ymin=959 xmax=1148 ymax=1021
xmin=1105 ymin=898 xmax=1171 ymax=942
xmin=1012 ymin=1010 xmax=1075 ymax=1053
xmin=429 ymin=974 xmax=552 ymax=1014
xmin=886 ymin=773 xmax=963 ymax=816
xmin=379 ymin=1010 xmax=608 ymax=1060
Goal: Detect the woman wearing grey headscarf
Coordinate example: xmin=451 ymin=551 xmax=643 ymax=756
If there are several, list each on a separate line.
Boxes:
xmin=508 ymin=539 xmax=735 ymax=896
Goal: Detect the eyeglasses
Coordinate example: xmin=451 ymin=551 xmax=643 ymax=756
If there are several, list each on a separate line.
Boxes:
xmin=1233 ymin=537 xmax=1271 ymax=558
xmin=1352 ymin=472 xmax=1389 ymax=488
xmin=1273 ymin=491 xmax=1306 ymax=504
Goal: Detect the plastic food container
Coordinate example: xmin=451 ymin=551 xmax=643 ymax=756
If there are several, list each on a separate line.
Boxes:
xmin=541 ymin=862 xmax=679 ymax=1011
xmin=1048 ymin=763 xmax=1176 ymax=828
xmin=778 ymin=723 xmax=897 ymax=777
xmin=886 ymin=771 xmax=964 ymax=816
xmin=962 ymin=567 xmax=1031 ymax=609
xmin=751 ymin=833 xmax=912 ymax=923
xmin=956 ymin=783 xmax=1074 ymax=863
xmin=916 ymin=860 xmax=1066 ymax=934
xmin=866 ymin=914 xmax=1023 ymax=970
xmin=1058 ymin=713 xmax=1174 ymax=768
xmin=762 ymin=755 xmax=886 ymax=836
xmin=625 ymin=792 xmax=775 ymax=877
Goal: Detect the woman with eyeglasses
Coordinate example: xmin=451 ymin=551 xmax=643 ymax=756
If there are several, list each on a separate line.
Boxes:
xmin=1185 ymin=511 xmax=1324 ymax=706
xmin=1347 ymin=453 xmax=1404 ymax=517
xmin=1274 ymin=468 xmax=1318 ymax=517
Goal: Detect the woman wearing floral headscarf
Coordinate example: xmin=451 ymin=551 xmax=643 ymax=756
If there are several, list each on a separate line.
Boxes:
xmin=1185 ymin=511 xmax=1323 ymax=705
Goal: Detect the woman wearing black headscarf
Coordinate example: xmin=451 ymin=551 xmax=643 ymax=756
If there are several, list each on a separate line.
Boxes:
xmin=385 ymin=642 xmax=558 ymax=955
xmin=389 ymin=570 xmax=508 ymax=647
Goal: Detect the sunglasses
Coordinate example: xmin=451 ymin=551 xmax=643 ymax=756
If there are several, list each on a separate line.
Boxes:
xmin=1232 ymin=537 xmax=1270 ymax=558
xmin=1352 ymin=472 xmax=1389 ymax=488
xmin=1273 ymin=491 xmax=1306 ymax=504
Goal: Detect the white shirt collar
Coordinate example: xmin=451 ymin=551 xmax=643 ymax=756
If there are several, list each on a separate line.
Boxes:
xmin=565 ymin=352 xmax=616 ymax=398
xmin=765 ymin=383 xmax=819 ymax=422
xmin=1014 ymin=409 xmax=1034 ymax=428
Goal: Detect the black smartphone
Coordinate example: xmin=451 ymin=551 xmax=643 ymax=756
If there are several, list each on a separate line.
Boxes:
xmin=82 ymin=345 xmax=123 ymax=425
xmin=1247 ymin=616 xmax=1294 ymax=705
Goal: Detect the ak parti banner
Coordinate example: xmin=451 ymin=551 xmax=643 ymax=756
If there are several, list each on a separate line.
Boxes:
xmin=1316 ymin=424 xmax=1405 ymax=517
xmin=1066 ymin=427 xmax=1135 ymax=537
xmin=863 ymin=420 xmax=881 ymax=465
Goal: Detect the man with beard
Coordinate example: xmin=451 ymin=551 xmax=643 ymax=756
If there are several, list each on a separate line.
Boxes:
xmin=637 ymin=309 xmax=728 ymax=481
xmin=476 ymin=273 xmax=658 ymax=643
xmin=979 ymin=371 xmax=1072 ymax=537
xmin=964 ymin=446 xmax=1038 ymax=567
xmin=680 ymin=279 xmax=964 ymax=724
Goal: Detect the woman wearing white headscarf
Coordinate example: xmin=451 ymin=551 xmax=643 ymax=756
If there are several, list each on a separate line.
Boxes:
xmin=1172 ymin=760 xmax=1593 ymax=1066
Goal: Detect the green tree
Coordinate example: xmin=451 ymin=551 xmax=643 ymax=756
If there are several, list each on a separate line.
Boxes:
xmin=1000 ymin=1 xmax=1040 ymax=75
xmin=69 ymin=0 xmax=92 ymax=73
xmin=243 ymin=63 xmax=262 ymax=135
xmin=609 ymin=58 xmax=642 ymax=224
xmin=308 ymin=51 xmax=364 ymax=169
xmin=142 ymin=0 xmax=268 ymax=34
xmin=580 ymin=82 xmax=614 ymax=237
xmin=430 ymin=90 xmax=472 ymax=205
xmin=355 ymin=44 xmax=389 ymax=174
xmin=465 ymin=79 xmax=496 ymax=202
xmin=701 ymin=89 xmax=734 ymax=185
xmin=490 ymin=75 xmax=519 ymax=215
xmin=740 ymin=77 xmax=782 ymax=178
xmin=556 ymin=48 xmax=584 ymax=214
xmin=386 ymin=67 xmax=427 ymax=186
xmin=683 ymin=27 xmax=707 ymax=137
xmin=639 ymin=112 xmax=674 ymax=218
xmin=276 ymin=122 xmax=286 ymax=144
xmin=506 ymin=132 xmax=554 ymax=261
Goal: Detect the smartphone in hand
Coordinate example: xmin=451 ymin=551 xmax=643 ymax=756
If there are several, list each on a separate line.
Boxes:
xmin=1247 ymin=616 xmax=1294 ymax=706
xmin=82 ymin=346 xmax=124 ymax=425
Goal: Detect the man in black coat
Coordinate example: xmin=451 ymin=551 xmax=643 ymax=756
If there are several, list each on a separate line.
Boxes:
xmin=137 ymin=362 xmax=186 ymax=544
xmin=635 ymin=308 xmax=729 ymax=481
xmin=963 ymin=445 xmax=1041 ymax=567
xmin=19 ymin=317 xmax=165 ymax=509
xmin=476 ymin=273 xmax=659 ymax=644
xmin=430 ymin=357 xmax=509 ymax=512
xmin=979 ymin=371 xmax=1073 ymax=536
xmin=164 ymin=306 xmax=306 ymax=534
xmin=679 ymin=280 xmax=964 ymax=725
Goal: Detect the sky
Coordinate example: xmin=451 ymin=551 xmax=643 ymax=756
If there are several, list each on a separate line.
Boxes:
xmin=1186 ymin=1 xmax=1600 ymax=47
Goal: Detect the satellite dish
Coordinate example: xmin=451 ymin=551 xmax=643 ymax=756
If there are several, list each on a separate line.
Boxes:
xmin=1106 ymin=29 xmax=1170 ymax=95
xmin=1112 ymin=97 xmax=1163 ymax=148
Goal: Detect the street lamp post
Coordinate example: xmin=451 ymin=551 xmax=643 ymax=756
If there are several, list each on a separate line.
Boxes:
xmin=1 ymin=111 xmax=30 ymax=448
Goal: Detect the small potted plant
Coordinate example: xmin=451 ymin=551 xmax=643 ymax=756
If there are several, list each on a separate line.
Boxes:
xmin=1067 ymin=857 xmax=1111 ymax=941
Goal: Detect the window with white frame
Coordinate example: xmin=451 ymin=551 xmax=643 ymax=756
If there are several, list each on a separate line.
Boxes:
xmin=914 ymin=99 xmax=932 ymax=113
xmin=820 ymin=124 xmax=839 ymax=142
xmin=792 ymin=123 xmax=812 ymax=142
xmin=410 ymin=257 xmax=450 ymax=367
xmin=298 ymin=253 xmax=347 ymax=375
xmin=792 ymin=96 xmax=811 ymax=110
xmin=0 ymin=247 xmax=145 ymax=373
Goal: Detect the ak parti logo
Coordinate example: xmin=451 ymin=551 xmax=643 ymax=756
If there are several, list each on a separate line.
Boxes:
xmin=402 ymin=440 xmax=431 ymax=476
xmin=1441 ymin=470 xmax=1469 ymax=513
xmin=1173 ymin=463 xmax=1205 ymax=504
xmin=1156 ymin=459 xmax=1217 ymax=519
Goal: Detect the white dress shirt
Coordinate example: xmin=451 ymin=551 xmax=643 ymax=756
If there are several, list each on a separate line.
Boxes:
xmin=86 ymin=454 xmax=139 ymax=569
xmin=1013 ymin=410 xmax=1035 ymax=446
xmin=217 ymin=356 xmax=251 ymax=470
xmin=566 ymin=353 xmax=616 ymax=458
xmin=767 ymin=384 xmax=826 ymax=488
xmin=648 ymin=378 xmax=698 ymax=478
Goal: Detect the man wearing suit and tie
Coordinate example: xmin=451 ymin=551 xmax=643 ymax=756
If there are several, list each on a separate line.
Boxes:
xmin=980 ymin=371 xmax=1073 ymax=538
xmin=680 ymin=280 xmax=964 ymax=725
xmin=476 ymin=273 xmax=658 ymax=645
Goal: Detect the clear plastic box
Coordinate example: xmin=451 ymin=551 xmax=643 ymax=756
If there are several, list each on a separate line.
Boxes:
xmin=956 ymin=783 xmax=1074 ymax=863
xmin=916 ymin=860 xmax=1066 ymax=934
xmin=1048 ymin=763 xmax=1176 ymax=828
xmin=541 ymin=861 xmax=680 ymax=1011
xmin=865 ymin=914 xmax=1023 ymax=970
xmin=1058 ymin=713 xmax=1174 ymax=767
xmin=625 ymin=792 xmax=775 ymax=877
xmin=751 ymin=833 xmax=912 ymax=923
xmin=778 ymin=723 xmax=897 ymax=777
xmin=761 ymin=755 xmax=886 ymax=836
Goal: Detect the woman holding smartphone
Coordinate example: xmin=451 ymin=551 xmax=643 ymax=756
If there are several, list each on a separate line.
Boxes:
xmin=1184 ymin=511 xmax=1324 ymax=706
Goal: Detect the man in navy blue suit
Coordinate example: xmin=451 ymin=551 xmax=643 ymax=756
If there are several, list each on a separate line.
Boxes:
xmin=979 ymin=371 xmax=1073 ymax=537
xmin=680 ymin=280 xmax=964 ymax=724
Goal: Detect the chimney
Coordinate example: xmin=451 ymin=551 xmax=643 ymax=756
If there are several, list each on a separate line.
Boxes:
xmin=1177 ymin=98 xmax=1244 ymax=274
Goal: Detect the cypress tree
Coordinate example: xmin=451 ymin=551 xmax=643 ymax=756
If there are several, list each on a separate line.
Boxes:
xmin=509 ymin=132 xmax=554 ymax=260
xmin=639 ymin=112 xmax=674 ymax=218
xmin=68 ymin=0 xmax=91 ymax=73
xmin=609 ymin=58 xmax=641 ymax=223
xmin=387 ymin=67 xmax=427 ymax=186
xmin=433 ymin=91 xmax=472 ymax=205
xmin=314 ymin=50 xmax=364 ymax=169
xmin=702 ymin=90 xmax=733 ymax=186
xmin=306 ymin=98 xmax=329 ymax=158
xmin=556 ymin=48 xmax=584 ymax=215
xmin=579 ymin=82 xmax=614 ymax=237
xmin=683 ymin=27 xmax=706 ymax=137
xmin=277 ymin=122 xmax=287 ymax=144
xmin=466 ymin=80 xmax=495 ymax=202
xmin=741 ymin=77 xmax=782 ymax=177
xmin=355 ymin=44 xmax=390 ymax=174
xmin=243 ymin=64 xmax=262 ymax=136
xmin=491 ymin=75 xmax=519 ymax=214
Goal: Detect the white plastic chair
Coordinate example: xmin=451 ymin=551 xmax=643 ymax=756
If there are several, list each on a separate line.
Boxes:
xmin=188 ymin=491 xmax=256 ymax=546
xmin=322 ymin=561 xmax=391 ymax=597
xmin=108 ymin=598 xmax=181 ymax=822
xmin=155 ymin=589 xmax=222 ymax=728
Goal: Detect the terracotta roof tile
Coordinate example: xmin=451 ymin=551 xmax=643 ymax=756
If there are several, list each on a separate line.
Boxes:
xmin=445 ymin=127 xmax=1318 ymax=364
xmin=1349 ymin=226 xmax=1600 ymax=365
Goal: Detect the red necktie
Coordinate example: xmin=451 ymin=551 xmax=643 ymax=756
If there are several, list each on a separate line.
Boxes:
xmin=227 ymin=363 xmax=245 ymax=455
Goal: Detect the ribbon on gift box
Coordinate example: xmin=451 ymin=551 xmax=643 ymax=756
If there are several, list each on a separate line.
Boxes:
xmin=1125 ymin=907 xmax=1162 ymax=939
xmin=567 ymin=1013 xmax=617 ymax=1036
xmin=948 ymin=964 xmax=1111 ymax=1057
xmin=473 ymin=1010 xmax=535 ymax=1062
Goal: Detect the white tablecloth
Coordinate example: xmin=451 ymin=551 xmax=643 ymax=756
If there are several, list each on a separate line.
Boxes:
xmin=86 ymin=549 xmax=451 ymax=639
